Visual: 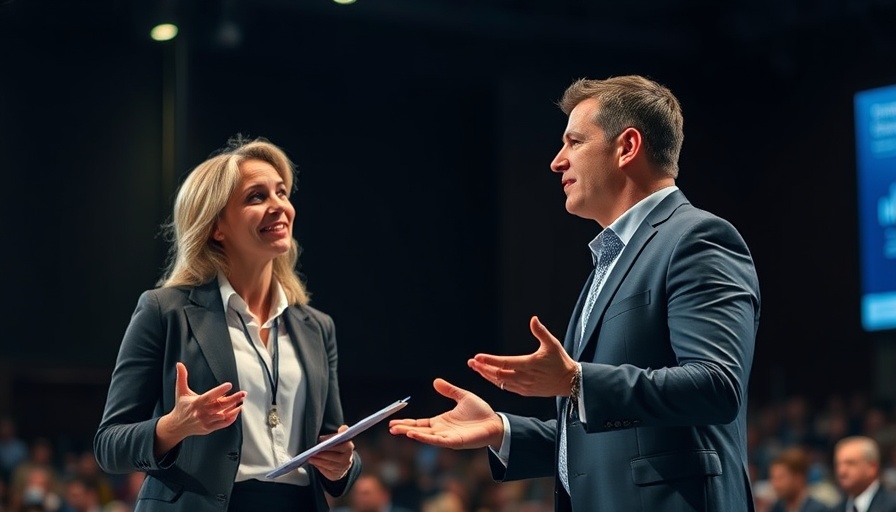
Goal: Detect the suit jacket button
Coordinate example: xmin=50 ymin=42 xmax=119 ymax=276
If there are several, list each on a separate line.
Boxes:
xmin=227 ymin=452 xmax=238 ymax=461
xmin=604 ymin=421 xmax=613 ymax=429
xmin=614 ymin=421 xmax=622 ymax=428
xmin=216 ymin=494 xmax=226 ymax=502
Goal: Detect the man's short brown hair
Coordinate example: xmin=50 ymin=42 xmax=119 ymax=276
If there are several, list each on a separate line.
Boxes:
xmin=771 ymin=446 xmax=812 ymax=477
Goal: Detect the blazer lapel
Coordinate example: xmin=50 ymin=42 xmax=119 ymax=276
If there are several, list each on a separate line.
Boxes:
xmin=282 ymin=306 xmax=326 ymax=450
xmin=559 ymin=275 xmax=593 ymax=413
xmin=564 ymin=273 xmax=594 ymax=355
xmin=184 ymin=281 xmax=241 ymax=390
xmin=574 ymin=190 xmax=689 ymax=360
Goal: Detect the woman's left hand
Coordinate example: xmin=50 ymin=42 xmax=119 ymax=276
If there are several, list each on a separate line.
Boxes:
xmin=307 ymin=425 xmax=354 ymax=481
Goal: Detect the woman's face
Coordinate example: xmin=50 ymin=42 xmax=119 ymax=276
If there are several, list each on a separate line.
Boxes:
xmin=213 ymin=158 xmax=295 ymax=267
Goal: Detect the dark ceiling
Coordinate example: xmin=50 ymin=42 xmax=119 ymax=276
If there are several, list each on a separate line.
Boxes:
xmin=5 ymin=0 xmax=896 ymax=62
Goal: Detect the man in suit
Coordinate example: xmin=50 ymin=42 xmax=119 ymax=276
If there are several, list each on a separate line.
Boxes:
xmin=768 ymin=446 xmax=831 ymax=512
xmin=390 ymin=74 xmax=760 ymax=511
xmin=833 ymin=436 xmax=896 ymax=512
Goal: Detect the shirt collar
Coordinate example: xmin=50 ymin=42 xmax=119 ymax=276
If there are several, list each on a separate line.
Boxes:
xmin=587 ymin=185 xmax=678 ymax=264
xmin=217 ymin=272 xmax=289 ymax=328
xmin=853 ymin=480 xmax=880 ymax=512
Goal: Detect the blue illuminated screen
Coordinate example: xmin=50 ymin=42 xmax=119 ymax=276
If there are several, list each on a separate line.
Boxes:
xmin=856 ymin=83 xmax=896 ymax=331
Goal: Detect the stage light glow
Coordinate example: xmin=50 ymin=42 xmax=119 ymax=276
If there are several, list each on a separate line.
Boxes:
xmin=333 ymin=0 xmax=357 ymax=4
xmin=151 ymin=23 xmax=179 ymax=41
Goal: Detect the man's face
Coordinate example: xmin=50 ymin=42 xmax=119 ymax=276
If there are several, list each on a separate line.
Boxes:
xmin=836 ymin=442 xmax=878 ymax=497
xmin=350 ymin=476 xmax=389 ymax=512
xmin=769 ymin=463 xmax=802 ymax=502
xmin=64 ymin=482 xmax=94 ymax=512
xmin=550 ymin=97 xmax=625 ymax=223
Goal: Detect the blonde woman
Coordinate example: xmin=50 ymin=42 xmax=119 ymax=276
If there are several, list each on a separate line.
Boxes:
xmin=95 ymin=136 xmax=360 ymax=511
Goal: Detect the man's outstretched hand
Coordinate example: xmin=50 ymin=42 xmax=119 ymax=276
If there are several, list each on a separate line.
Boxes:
xmin=388 ymin=378 xmax=504 ymax=450
xmin=468 ymin=316 xmax=577 ymax=397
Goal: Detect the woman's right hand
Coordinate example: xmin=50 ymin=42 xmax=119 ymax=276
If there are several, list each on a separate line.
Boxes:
xmin=154 ymin=362 xmax=245 ymax=456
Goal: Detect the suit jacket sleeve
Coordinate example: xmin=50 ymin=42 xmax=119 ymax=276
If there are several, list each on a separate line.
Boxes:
xmin=580 ymin=214 xmax=759 ymax=431
xmin=487 ymin=415 xmax=558 ymax=482
xmin=308 ymin=308 xmax=362 ymax=496
xmin=94 ymin=290 xmax=176 ymax=473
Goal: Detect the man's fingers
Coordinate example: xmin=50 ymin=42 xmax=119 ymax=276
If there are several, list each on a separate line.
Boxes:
xmin=530 ymin=315 xmax=563 ymax=349
xmin=471 ymin=353 xmax=526 ymax=368
xmin=432 ymin=378 xmax=469 ymax=402
xmin=404 ymin=430 xmax=456 ymax=448
xmin=389 ymin=418 xmax=429 ymax=427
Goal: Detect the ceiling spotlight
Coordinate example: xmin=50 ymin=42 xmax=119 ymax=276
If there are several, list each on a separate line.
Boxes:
xmin=333 ymin=0 xmax=356 ymax=4
xmin=215 ymin=20 xmax=242 ymax=48
xmin=151 ymin=23 xmax=179 ymax=41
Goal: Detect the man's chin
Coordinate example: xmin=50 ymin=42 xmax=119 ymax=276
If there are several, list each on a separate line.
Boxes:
xmin=565 ymin=201 xmax=592 ymax=221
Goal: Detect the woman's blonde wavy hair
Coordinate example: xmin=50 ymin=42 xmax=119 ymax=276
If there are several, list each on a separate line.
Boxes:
xmin=158 ymin=136 xmax=309 ymax=306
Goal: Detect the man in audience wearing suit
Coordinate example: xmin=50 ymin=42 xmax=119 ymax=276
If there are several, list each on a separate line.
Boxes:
xmin=834 ymin=436 xmax=896 ymax=512
xmin=768 ymin=446 xmax=830 ymax=512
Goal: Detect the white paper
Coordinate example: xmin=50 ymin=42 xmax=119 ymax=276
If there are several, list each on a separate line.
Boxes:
xmin=265 ymin=396 xmax=410 ymax=479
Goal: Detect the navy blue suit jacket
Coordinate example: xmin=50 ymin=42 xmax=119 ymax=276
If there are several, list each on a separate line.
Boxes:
xmin=834 ymin=485 xmax=896 ymax=512
xmin=488 ymin=190 xmax=760 ymax=511
xmin=94 ymin=281 xmax=361 ymax=511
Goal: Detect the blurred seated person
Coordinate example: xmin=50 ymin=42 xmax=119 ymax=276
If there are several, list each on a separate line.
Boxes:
xmin=333 ymin=473 xmax=413 ymax=512
xmin=0 ymin=415 xmax=28 ymax=484
xmin=66 ymin=451 xmax=113 ymax=507
xmin=59 ymin=476 xmax=101 ymax=512
xmin=834 ymin=436 xmax=896 ymax=512
xmin=9 ymin=438 xmax=61 ymax=512
xmin=769 ymin=446 xmax=830 ymax=512
xmin=17 ymin=465 xmax=62 ymax=512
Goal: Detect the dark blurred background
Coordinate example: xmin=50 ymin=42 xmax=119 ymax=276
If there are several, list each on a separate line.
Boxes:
xmin=1 ymin=0 xmax=896 ymax=508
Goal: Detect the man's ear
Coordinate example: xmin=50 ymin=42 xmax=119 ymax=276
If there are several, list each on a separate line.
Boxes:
xmin=617 ymin=127 xmax=642 ymax=168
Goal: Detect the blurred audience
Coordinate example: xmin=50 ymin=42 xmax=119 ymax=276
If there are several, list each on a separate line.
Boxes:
xmin=3 ymin=390 xmax=896 ymax=512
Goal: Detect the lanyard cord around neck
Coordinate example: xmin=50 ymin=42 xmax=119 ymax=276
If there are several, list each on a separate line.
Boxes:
xmin=237 ymin=312 xmax=279 ymax=409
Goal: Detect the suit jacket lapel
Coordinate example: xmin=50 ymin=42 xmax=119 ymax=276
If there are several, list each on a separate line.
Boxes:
xmin=564 ymin=272 xmax=594 ymax=355
xmin=283 ymin=306 xmax=326 ymax=450
xmin=559 ymin=275 xmax=593 ymax=413
xmin=185 ymin=281 xmax=242 ymax=390
xmin=574 ymin=190 xmax=689 ymax=360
